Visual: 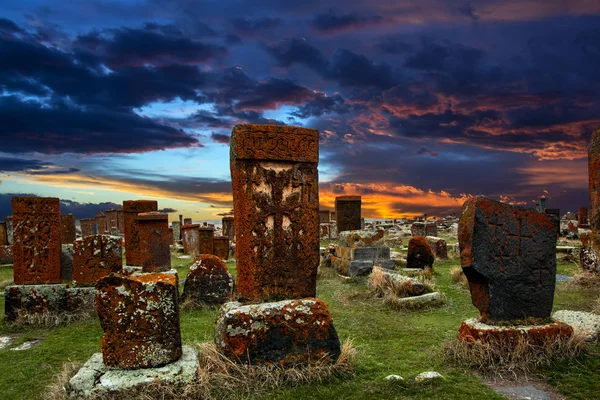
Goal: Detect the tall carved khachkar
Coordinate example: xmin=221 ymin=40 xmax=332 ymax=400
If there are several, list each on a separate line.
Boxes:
xmin=230 ymin=124 xmax=320 ymax=301
xmin=335 ymin=196 xmax=362 ymax=233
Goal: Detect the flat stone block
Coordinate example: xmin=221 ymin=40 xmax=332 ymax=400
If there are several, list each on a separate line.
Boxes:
xmin=393 ymin=292 xmax=441 ymax=306
xmin=65 ymin=287 xmax=96 ymax=313
xmin=553 ymin=310 xmax=600 ymax=341
xmin=4 ymin=284 xmax=67 ymax=321
xmin=69 ymin=346 xmax=198 ymax=398
xmin=457 ymin=318 xmax=573 ymax=344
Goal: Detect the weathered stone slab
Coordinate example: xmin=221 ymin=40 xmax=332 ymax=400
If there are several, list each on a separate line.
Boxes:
xmin=578 ymin=207 xmax=589 ymax=227
xmin=105 ymin=209 xmax=120 ymax=235
xmin=123 ymin=200 xmax=158 ymax=266
xmin=394 ymin=292 xmax=441 ymax=307
xmin=0 ymin=222 xmax=7 ymax=246
xmin=377 ymin=269 xmax=426 ymax=296
xmin=553 ymin=310 xmax=600 ymax=341
xmin=407 ymin=236 xmax=435 ymax=269
xmin=410 ymin=222 xmax=426 ymax=237
xmin=12 ymin=197 xmax=62 ymax=285
xmin=335 ymin=196 xmax=361 ymax=233
xmin=181 ymin=254 xmax=233 ymax=305
xmin=231 ymin=124 xmax=319 ymax=301
xmin=339 ymin=230 xmax=384 ymax=248
xmin=0 ymin=245 xmax=13 ymax=264
xmin=589 ymin=127 xmax=600 ymax=231
xmin=183 ymin=218 xmax=192 ymax=225
xmin=181 ymin=224 xmax=200 ymax=255
xmin=458 ymin=197 xmax=558 ymax=321
xmin=213 ymin=236 xmax=229 ymax=260
xmin=65 ymin=287 xmax=96 ymax=313
xmin=458 ymin=318 xmax=573 ymax=344
xmin=4 ymin=284 xmax=67 ymax=321
xmin=319 ymin=210 xmax=331 ymax=224
xmin=10 ymin=338 xmax=43 ymax=351
xmin=137 ymin=212 xmax=171 ymax=272
xmin=96 ymin=273 xmax=182 ymax=369
xmin=426 ymin=236 xmax=448 ymax=259
xmin=69 ymin=346 xmax=198 ymax=398
xmin=73 ymin=235 xmax=122 ymax=286
xmin=222 ymin=216 xmax=234 ymax=241
xmin=79 ymin=218 xmax=95 ymax=237
xmin=61 ymin=214 xmax=76 ymax=244
xmin=330 ymin=256 xmax=394 ymax=276
xmin=171 ymin=221 xmax=181 ymax=244
xmin=5 ymin=216 xmax=13 ymax=245
xmin=198 ymin=227 xmax=214 ymax=255
xmin=95 ymin=211 xmax=107 ymax=235
xmin=215 ymin=299 xmax=340 ymax=366
xmin=60 ymin=244 xmax=73 ymax=281
xmin=425 ymin=222 xmax=438 ymax=237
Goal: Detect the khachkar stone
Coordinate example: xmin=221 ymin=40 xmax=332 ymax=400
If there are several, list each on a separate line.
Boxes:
xmin=590 ymin=127 xmax=600 ymax=231
xmin=117 ymin=210 xmax=124 ymax=234
xmin=213 ymin=236 xmax=230 ymax=260
xmin=181 ymin=224 xmax=200 ymax=255
xmin=105 ymin=209 xmax=119 ymax=234
xmin=407 ymin=236 xmax=435 ymax=269
xmin=171 ymin=221 xmax=181 ymax=243
xmin=222 ymin=216 xmax=235 ymax=241
xmin=335 ymin=196 xmax=361 ymax=233
xmin=230 ymin=124 xmax=319 ymax=301
xmin=12 ymin=197 xmax=62 ymax=285
xmin=123 ymin=200 xmax=158 ymax=266
xmin=61 ymin=214 xmax=76 ymax=244
xmin=458 ymin=197 xmax=558 ymax=321
xmin=80 ymin=218 xmax=95 ymax=237
xmin=181 ymin=254 xmax=233 ymax=305
xmin=578 ymin=207 xmax=589 ymax=227
xmin=95 ymin=211 xmax=107 ymax=234
xmin=0 ymin=221 xmax=7 ymax=246
xmin=5 ymin=216 xmax=13 ymax=245
xmin=198 ymin=226 xmax=215 ymax=255
xmin=96 ymin=273 xmax=182 ymax=369
xmin=184 ymin=218 xmax=192 ymax=225
xmin=137 ymin=212 xmax=172 ymax=272
xmin=73 ymin=235 xmax=122 ymax=286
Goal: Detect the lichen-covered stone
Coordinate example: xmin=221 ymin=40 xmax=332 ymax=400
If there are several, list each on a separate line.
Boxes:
xmin=73 ymin=235 xmax=122 ymax=286
xmin=425 ymin=222 xmax=438 ymax=237
xmin=407 ymin=236 xmax=435 ymax=269
xmin=136 ymin=212 xmax=171 ymax=272
xmin=123 ymin=200 xmax=158 ymax=266
xmin=0 ymin=245 xmax=13 ymax=264
xmin=338 ymin=230 xmax=384 ymax=248
xmin=378 ymin=269 xmax=426 ymax=296
xmin=426 ymin=236 xmax=448 ymax=259
xmin=213 ymin=236 xmax=230 ymax=260
xmin=181 ymin=224 xmax=200 ymax=255
xmin=171 ymin=221 xmax=181 ymax=244
xmin=410 ymin=222 xmax=426 ymax=237
xmin=335 ymin=196 xmax=361 ymax=233
xmin=222 ymin=216 xmax=235 ymax=241
xmin=552 ymin=310 xmax=600 ymax=341
xmin=60 ymin=244 xmax=73 ymax=281
xmin=578 ymin=207 xmax=589 ymax=227
xmin=5 ymin=216 xmax=13 ymax=245
xmin=105 ymin=209 xmax=120 ymax=236
xmin=181 ymin=254 xmax=233 ymax=305
xmin=4 ymin=284 xmax=67 ymax=321
xmin=96 ymin=273 xmax=182 ymax=369
xmin=65 ymin=287 xmax=96 ymax=313
xmin=12 ymin=197 xmax=62 ymax=284
xmin=457 ymin=318 xmax=573 ymax=345
xmin=231 ymin=124 xmax=319 ymax=301
xmin=214 ymin=298 xmax=341 ymax=366
xmin=61 ymin=214 xmax=76 ymax=244
xmin=458 ymin=197 xmax=558 ymax=321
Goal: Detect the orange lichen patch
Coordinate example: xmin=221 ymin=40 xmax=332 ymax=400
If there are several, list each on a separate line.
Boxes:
xmin=136 ymin=212 xmax=171 ymax=273
xmin=214 ymin=298 xmax=341 ymax=367
xmin=123 ymin=200 xmax=158 ymax=266
xmin=407 ymin=236 xmax=434 ymax=269
xmin=12 ymin=197 xmax=62 ymax=285
xmin=72 ymin=235 xmax=122 ymax=286
xmin=181 ymin=254 xmax=233 ymax=305
xmin=457 ymin=318 xmax=573 ymax=346
xmin=335 ymin=196 xmax=362 ymax=233
xmin=96 ymin=273 xmax=182 ymax=369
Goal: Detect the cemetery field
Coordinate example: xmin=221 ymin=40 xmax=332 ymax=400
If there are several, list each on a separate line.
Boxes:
xmin=0 ymin=253 xmax=598 ymax=400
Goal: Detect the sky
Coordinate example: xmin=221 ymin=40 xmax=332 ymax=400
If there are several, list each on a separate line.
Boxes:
xmin=0 ymin=0 xmax=598 ymax=221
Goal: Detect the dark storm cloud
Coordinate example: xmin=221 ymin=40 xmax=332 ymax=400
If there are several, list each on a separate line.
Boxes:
xmin=0 ymin=193 xmax=122 ymax=220
xmin=231 ymin=17 xmax=282 ymax=34
xmin=158 ymin=207 xmax=178 ymax=213
xmin=211 ymin=133 xmax=230 ymax=144
xmin=404 ymin=39 xmax=485 ymax=71
xmin=0 ymin=157 xmax=49 ymax=172
xmin=310 ymin=9 xmax=384 ymax=33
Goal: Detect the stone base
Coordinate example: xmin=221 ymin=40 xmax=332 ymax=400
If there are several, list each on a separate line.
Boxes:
xmin=69 ymin=346 xmax=198 ymax=398
xmin=458 ymin=318 xmax=573 ymax=344
xmin=330 ymin=256 xmax=395 ymax=277
xmin=553 ymin=310 xmax=600 ymax=341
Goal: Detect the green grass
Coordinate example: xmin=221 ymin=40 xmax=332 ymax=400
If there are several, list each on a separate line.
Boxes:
xmin=0 ymin=251 xmax=598 ymax=399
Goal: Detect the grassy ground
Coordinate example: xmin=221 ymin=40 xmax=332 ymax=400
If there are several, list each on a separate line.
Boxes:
xmin=0 ymin=249 xmax=598 ymax=399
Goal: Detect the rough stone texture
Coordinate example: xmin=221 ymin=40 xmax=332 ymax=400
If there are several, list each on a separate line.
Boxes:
xmin=457 ymin=318 xmax=573 ymax=344
xmin=117 ymin=210 xmax=124 ymax=234
xmin=222 ymin=216 xmax=235 ymax=241
xmin=96 ymin=273 xmax=182 ymax=369
xmin=339 ymin=229 xmax=385 ymax=248
xmin=171 ymin=221 xmax=181 ymax=244
xmin=181 ymin=254 xmax=233 ymax=305
xmin=73 ymin=235 xmax=123 ymax=286
xmin=231 ymin=124 xmax=319 ymax=302
xmin=590 ymin=127 xmax=600 ymax=231
xmin=181 ymin=224 xmax=200 ymax=255
xmin=95 ymin=211 xmax=107 ymax=235
xmin=0 ymin=245 xmax=13 ymax=264
xmin=184 ymin=218 xmax=192 ymax=225
xmin=213 ymin=236 xmax=230 ymax=260
xmin=65 ymin=287 xmax=96 ymax=313
xmin=578 ymin=207 xmax=589 ymax=227
xmin=459 ymin=197 xmax=558 ymax=321
xmin=415 ymin=371 xmax=444 ymax=383
xmin=12 ymin=197 xmax=62 ymax=285
xmin=378 ymin=269 xmax=426 ymax=296
xmin=0 ymin=222 xmax=7 ymax=246
xmin=335 ymin=196 xmax=361 ymax=233
xmin=61 ymin=214 xmax=76 ymax=244
xmin=5 ymin=216 xmax=13 ymax=245
xmin=330 ymin=255 xmax=394 ymax=277
xmin=319 ymin=210 xmax=331 ymax=224
xmin=80 ymin=218 xmax=95 ymax=237
xmin=425 ymin=222 xmax=438 ymax=237
xmin=198 ymin=227 xmax=215 ymax=255
xmin=426 ymin=236 xmax=448 ymax=259
xmin=410 ymin=222 xmax=426 ymax=237
xmin=123 ymin=200 xmax=158 ymax=266
xmin=137 ymin=212 xmax=171 ymax=273
xmin=394 ymin=292 xmax=442 ymax=307
xmin=407 ymin=236 xmax=435 ymax=269
xmin=552 ymin=310 xmax=600 ymax=341
xmin=580 ymin=238 xmax=600 ymax=274
xmin=4 ymin=284 xmax=67 ymax=321
xmin=105 ymin=210 xmax=120 ymax=235
xmin=214 ymin=299 xmax=341 ymax=366
xmin=69 ymin=346 xmax=199 ymax=398
xmin=60 ymin=244 xmax=73 ymax=281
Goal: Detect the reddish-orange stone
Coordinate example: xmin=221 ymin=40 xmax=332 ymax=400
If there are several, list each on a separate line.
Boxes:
xmin=105 ymin=209 xmax=120 ymax=234
xmin=73 ymin=235 xmax=122 ymax=286
xmin=123 ymin=200 xmax=158 ymax=266
xmin=61 ymin=214 xmax=76 ymax=244
xmin=457 ymin=318 xmax=573 ymax=346
xmin=198 ymin=227 xmax=214 ymax=255
xmin=0 ymin=245 xmax=13 ymax=264
xmin=181 ymin=224 xmax=200 ymax=255
xmin=95 ymin=211 xmax=107 ymax=234
xmin=96 ymin=273 xmax=182 ymax=369
xmin=213 ymin=236 xmax=229 ymax=260
xmin=407 ymin=236 xmax=435 ymax=269
xmin=231 ymin=124 xmax=319 ymax=301
xmin=589 ymin=127 xmax=600 ymax=231
xmin=79 ymin=218 xmax=95 ymax=237
xmin=222 ymin=216 xmax=235 ymax=241
xmin=137 ymin=212 xmax=171 ymax=272
xmin=181 ymin=254 xmax=233 ymax=305
xmin=0 ymin=222 xmax=7 ymax=246
xmin=12 ymin=197 xmax=62 ymax=285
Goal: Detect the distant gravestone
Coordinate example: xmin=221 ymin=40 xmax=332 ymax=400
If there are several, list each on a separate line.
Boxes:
xmin=335 ymin=196 xmax=361 ymax=233
xmin=171 ymin=221 xmax=181 ymax=244
xmin=181 ymin=254 xmax=233 ymax=305
xmin=407 ymin=236 xmax=434 ymax=269
xmin=198 ymin=227 xmax=214 ymax=255
xmin=61 ymin=214 xmax=76 ymax=244
xmin=5 ymin=216 xmax=13 ymax=245
xmin=137 ymin=212 xmax=171 ymax=273
xmin=213 ymin=236 xmax=229 ymax=260
xmin=73 ymin=235 xmax=122 ymax=286
xmin=181 ymin=224 xmax=200 ymax=255
xmin=222 ymin=216 xmax=235 ymax=241
xmin=79 ymin=218 xmax=95 ymax=237
xmin=123 ymin=200 xmax=158 ymax=266
xmin=459 ymin=197 xmax=558 ymax=321
xmin=578 ymin=207 xmax=589 ymax=227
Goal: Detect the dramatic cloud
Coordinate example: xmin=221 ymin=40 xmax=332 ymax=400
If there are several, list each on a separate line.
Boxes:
xmin=310 ymin=10 xmax=384 ymax=33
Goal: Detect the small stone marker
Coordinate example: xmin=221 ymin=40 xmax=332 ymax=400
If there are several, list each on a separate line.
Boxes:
xmin=181 ymin=254 xmax=233 ymax=305
xmin=105 ymin=209 xmax=120 ymax=235
xmin=95 ymin=211 xmax=107 ymax=235
xmin=578 ymin=207 xmax=589 ymax=227
xmin=123 ymin=200 xmax=158 ymax=266
xmin=10 ymin=338 xmax=43 ymax=351
xmin=407 ymin=236 xmax=435 ymax=269
xmin=213 ymin=236 xmax=230 ymax=260
xmin=335 ymin=196 xmax=362 ymax=233
xmin=181 ymin=224 xmax=200 ymax=255
xmin=222 ymin=216 xmax=235 ymax=241
xmin=458 ymin=197 xmax=558 ymax=321
xmin=79 ymin=218 xmax=95 ymax=237
xmin=184 ymin=217 xmax=192 ymax=225
xmin=231 ymin=124 xmax=319 ymax=301
xmin=73 ymin=235 xmax=122 ymax=286
xmin=136 ymin=212 xmax=171 ymax=272
xmin=61 ymin=214 xmax=76 ymax=244
xmin=0 ymin=221 xmax=7 ymax=246
xmin=96 ymin=273 xmax=182 ymax=369
xmin=198 ymin=226 xmax=215 ymax=255
xmin=415 ymin=371 xmax=444 ymax=383
xmin=12 ymin=197 xmax=62 ymax=285
xmin=426 ymin=236 xmax=448 ymax=259
xmin=410 ymin=222 xmax=426 ymax=237
xmin=171 ymin=221 xmax=181 ymax=244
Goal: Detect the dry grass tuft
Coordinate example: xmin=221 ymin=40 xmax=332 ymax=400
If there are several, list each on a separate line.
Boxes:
xmin=594 ymin=297 xmax=600 ymax=314
xmin=46 ymin=340 xmax=357 ymax=400
xmin=11 ymin=310 xmax=95 ymax=328
xmin=566 ymin=271 xmax=600 ymax=289
xmin=368 ymin=267 xmax=442 ymax=310
xmin=443 ymin=332 xmax=591 ymax=378
xmin=450 ymin=266 xmax=468 ymax=287
xmin=0 ymin=278 xmax=13 ymax=290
